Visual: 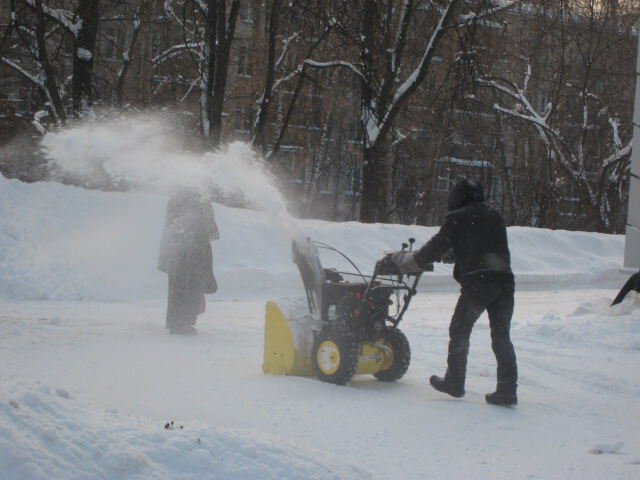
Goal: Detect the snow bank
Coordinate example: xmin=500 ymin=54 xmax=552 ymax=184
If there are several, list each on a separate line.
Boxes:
xmin=0 ymin=383 xmax=370 ymax=480
xmin=0 ymin=174 xmax=626 ymax=301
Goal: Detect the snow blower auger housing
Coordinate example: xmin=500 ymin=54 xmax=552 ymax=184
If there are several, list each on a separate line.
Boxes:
xmin=262 ymin=236 xmax=433 ymax=385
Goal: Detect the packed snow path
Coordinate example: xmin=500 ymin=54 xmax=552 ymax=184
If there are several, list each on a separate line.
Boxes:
xmin=1 ymin=174 xmax=638 ymax=478
xmin=1 ymin=289 xmax=639 ymax=480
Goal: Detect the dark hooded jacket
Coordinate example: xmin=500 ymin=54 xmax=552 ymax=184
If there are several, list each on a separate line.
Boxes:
xmin=414 ymin=179 xmax=513 ymax=284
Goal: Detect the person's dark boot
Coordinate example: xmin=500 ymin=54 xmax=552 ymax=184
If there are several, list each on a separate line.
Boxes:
xmin=485 ymin=383 xmax=517 ymax=406
xmin=429 ymin=375 xmax=465 ymax=398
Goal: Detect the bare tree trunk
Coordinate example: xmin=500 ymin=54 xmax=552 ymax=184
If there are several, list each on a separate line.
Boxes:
xmin=210 ymin=0 xmax=240 ymax=145
xmin=253 ymin=0 xmax=281 ymax=151
xmin=34 ymin=0 xmax=66 ymax=123
xmin=360 ymin=142 xmax=388 ymax=222
xmin=201 ymin=0 xmax=239 ymax=146
xmin=201 ymin=0 xmax=218 ymax=139
xmin=117 ymin=2 xmax=148 ymax=106
xmin=260 ymin=22 xmax=331 ymax=160
xmin=72 ymin=0 xmax=100 ymax=114
xmin=270 ymin=67 xmax=307 ymax=157
xmin=358 ymin=0 xmax=459 ymax=223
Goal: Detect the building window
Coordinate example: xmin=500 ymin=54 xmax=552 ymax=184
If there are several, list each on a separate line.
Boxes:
xmin=450 ymin=131 xmax=465 ymax=145
xmin=538 ymin=87 xmax=550 ymax=112
xmin=237 ymin=46 xmax=252 ymax=77
xmin=240 ymin=2 xmax=254 ymax=23
xmin=349 ymin=122 xmax=363 ymax=144
xmin=482 ymin=133 xmax=496 ymax=149
xmin=288 ymin=154 xmax=305 ymax=181
xmin=434 ymin=157 xmax=493 ymax=192
xmin=102 ymin=27 xmax=125 ymax=61
xmin=411 ymin=127 xmax=429 ymax=140
xmin=309 ymin=94 xmax=323 ymax=129
xmin=233 ymin=104 xmax=253 ymax=133
xmin=278 ymin=146 xmax=304 ymax=182
xmin=347 ymin=166 xmax=361 ymax=195
xmin=318 ymin=173 xmax=331 ymax=194
xmin=434 ymin=162 xmax=452 ymax=192
xmin=283 ymin=52 xmax=298 ymax=71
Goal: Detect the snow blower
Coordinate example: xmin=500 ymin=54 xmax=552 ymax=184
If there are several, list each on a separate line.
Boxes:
xmin=262 ymin=237 xmax=433 ymax=385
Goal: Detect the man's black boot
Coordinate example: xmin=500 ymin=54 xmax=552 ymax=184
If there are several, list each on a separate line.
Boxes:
xmin=429 ymin=375 xmax=465 ymax=398
xmin=485 ymin=383 xmax=517 ymax=406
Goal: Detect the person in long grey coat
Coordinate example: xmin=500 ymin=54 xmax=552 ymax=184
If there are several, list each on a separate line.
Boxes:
xmin=158 ymin=188 xmax=219 ymax=335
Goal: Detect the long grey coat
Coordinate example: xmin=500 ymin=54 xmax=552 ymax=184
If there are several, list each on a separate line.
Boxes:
xmin=158 ymin=189 xmax=218 ymax=294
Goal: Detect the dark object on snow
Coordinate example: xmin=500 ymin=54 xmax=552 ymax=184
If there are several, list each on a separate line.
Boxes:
xmin=164 ymin=420 xmax=184 ymax=429
xmin=159 ymin=188 xmax=219 ymax=334
xmin=409 ymin=178 xmax=518 ymax=402
xmin=611 ymin=271 xmax=640 ymax=306
xmin=164 ymin=421 xmax=173 ymax=429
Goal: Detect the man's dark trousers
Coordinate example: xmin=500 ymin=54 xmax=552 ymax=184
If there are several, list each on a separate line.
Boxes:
xmin=446 ymin=277 xmax=517 ymax=389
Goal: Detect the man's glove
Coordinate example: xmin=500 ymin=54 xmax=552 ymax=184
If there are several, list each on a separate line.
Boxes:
xmin=376 ymin=254 xmax=401 ymax=276
xmin=390 ymin=251 xmax=423 ymax=274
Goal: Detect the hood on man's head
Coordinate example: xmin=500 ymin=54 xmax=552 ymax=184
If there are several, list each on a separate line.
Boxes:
xmin=447 ymin=178 xmax=484 ymax=211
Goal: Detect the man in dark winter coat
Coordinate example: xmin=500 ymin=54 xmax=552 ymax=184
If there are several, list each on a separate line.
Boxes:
xmin=158 ymin=187 xmax=219 ymax=335
xmin=390 ymin=179 xmax=518 ymax=406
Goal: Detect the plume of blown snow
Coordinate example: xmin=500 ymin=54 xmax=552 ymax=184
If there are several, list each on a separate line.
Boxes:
xmin=40 ymin=113 xmax=288 ymax=218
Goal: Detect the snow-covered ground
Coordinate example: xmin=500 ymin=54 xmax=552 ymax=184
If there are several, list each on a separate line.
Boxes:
xmin=1 ymin=175 xmax=639 ymax=479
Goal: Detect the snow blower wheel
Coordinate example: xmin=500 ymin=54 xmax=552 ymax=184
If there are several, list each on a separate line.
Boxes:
xmin=373 ymin=327 xmax=411 ymax=382
xmin=312 ymin=328 xmax=359 ymax=385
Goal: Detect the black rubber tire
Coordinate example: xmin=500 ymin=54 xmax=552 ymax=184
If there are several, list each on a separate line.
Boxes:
xmin=311 ymin=327 xmax=359 ymax=385
xmin=373 ymin=327 xmax=411 ymax=382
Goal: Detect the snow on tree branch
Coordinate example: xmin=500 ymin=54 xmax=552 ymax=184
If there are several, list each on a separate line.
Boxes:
xmin=179 ymin=78 xmax=200 ymax=103
xmin=32 ymin=110 xmax=48 ymax=134
xmin=303 ymin=59 xmax=366 ymax=81
xmin=153 ymin=43 xmax=204 ymax=65
xmin=452 ymin=0 xmax=522 ymax=29
xmin=607 ymin=115 xmax=623 ymax=150
xmin=163 ymin=0 xmax=188 ymax=33
xmin=381 ymin=0 xmax=457 ymax=132
xmin=391 ymin=0 xmax=412 ymax=74
xmin=25 ymin=0 xmax=82 ymax=38
xmin=276 ymin=32 xmax=300 ymax=68
xmin=478 ymin=75 xmax=557 ymax=138
xmin=195 ymin=0 xmax=208 ymax=14
xmin=603 ymin=143 xmax=631 ymax=170
xmin=1 ymin=56 xmax=42 ymax=86
xmin=479 ymin=63 xmax=632 ymax=230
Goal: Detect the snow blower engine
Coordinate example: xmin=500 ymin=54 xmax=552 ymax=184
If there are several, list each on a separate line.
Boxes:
xmin=262 ymin=237 xmax=433 ymax=385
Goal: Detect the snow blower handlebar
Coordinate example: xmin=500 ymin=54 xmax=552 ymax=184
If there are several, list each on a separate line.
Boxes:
xmin=362 ymin=238 xmax=433 ymax=327
xmin=365 ymin=256 xmax=423 ymax=328
xmin=291 ymin=236 xmax=431 ymax=328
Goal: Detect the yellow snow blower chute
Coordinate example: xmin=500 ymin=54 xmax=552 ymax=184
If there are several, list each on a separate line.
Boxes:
xmin=262 ymin=237 xmax=432 ymax=385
